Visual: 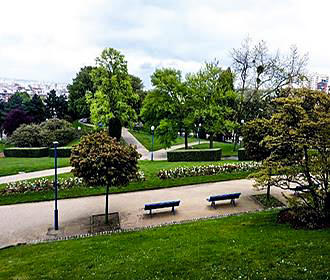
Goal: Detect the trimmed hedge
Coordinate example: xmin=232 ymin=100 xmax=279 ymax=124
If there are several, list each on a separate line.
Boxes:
xmin=49 ymin=147 xmax=72 ymax=158
xmin=238 ymin=148 xmax=251 ymax=161
xmin=4 ymin=147 xmax=49 ymax=158
xmin=167 ymin=149 xmax=222 ymax=162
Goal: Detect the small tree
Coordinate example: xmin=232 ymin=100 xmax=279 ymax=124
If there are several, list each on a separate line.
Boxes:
xmin=2 ymin=108 xmax=32 ymax=136
xmin=70 ymin=132 xmax=141 ymax=224
xmin=253 ymin=88 xmax=330 ymax=227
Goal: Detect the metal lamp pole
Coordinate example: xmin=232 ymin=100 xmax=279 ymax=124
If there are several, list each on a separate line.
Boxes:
xmin=198 ymin=123 xmax=201 ymax=145
xmin=53 ymin=141 xmax=59 ymax=230
xmin=151 ymin=125 xmax=155 ymax=161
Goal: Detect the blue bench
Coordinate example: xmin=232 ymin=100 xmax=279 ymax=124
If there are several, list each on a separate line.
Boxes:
xmin=207 ymin=193 xmax=241 ymax=207
xmin=144 ymin=200 xmax=180 ymax=215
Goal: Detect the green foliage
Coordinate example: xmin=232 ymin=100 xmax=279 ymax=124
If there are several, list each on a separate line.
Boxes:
xmin=87 ymin=48 xmax=138 ymax=129
xmin=4 ymin=147 xmax=49 ymax=158
xmin=108 ymin=117 xmax=122 ymax=141
xmin=26 ymin=94 xmax=46 ymax=123
xmin=252 ymin=88 xmax=330 ymax=221
xmin=70 ymin=131 xmax=140 ymax=186
xmin=49 ymin=147 xmax=72 ymax=157
xmin=242 ymin=118 xmax=272 ymax=161
xmin=67 ymin=66 xmax=96 ymax=119
xmin=187 ymin=62 xmax=238 ymax=148
xmin=168 ymin=149 xmax=221 ymax=162
xmin=238 ymin=148 xmax=250 ymax=161
xmin=45 ymin=90 xmax=68 ymax=119
xmin=40 ymin=119 xmax=76 ymax=147
xmin=141 ymin=68 xmax=194 ymax=149
xmin=9 ymin=124 xmax=43 ymax=147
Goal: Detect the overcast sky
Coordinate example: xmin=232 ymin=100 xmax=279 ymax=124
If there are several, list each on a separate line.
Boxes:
xmin=0 ymin=0 xmax=329 ymax=88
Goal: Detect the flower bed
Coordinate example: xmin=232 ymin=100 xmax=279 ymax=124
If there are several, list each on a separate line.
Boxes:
xmin=1 ymin=177 xmax=85 ymax=195
xmin=157 ymin=162 xmax=260 ymax=179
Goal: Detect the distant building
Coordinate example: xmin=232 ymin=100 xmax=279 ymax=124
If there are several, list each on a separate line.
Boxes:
xmin=309 ymin=73 xmax=329 ymax=93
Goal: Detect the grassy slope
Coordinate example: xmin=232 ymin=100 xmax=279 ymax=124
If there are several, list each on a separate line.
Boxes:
xmin=0 ymin=160 xmax=250 ymax=205
xmin=0 ymin=157 xmax=71 ymax=177
xmin=129 ymin=129 xmax=197 ymax=151
xmin=180 ymin=141 xmax=240 ymax=157
xmin=0 ymin=210 xmax=329 ymax=280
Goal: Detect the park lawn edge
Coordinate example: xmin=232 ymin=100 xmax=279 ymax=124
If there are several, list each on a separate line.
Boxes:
xmin=0 ymin=171 xmax=251 ymax=206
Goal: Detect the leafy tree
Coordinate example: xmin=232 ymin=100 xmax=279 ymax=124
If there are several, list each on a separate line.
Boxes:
xmin=5 ymin=92 xmax=31 ymax=112
xmin=2 ymin=108 xmax=32 ymax=136
xmin=253 ymin=88 xmax=330 ymax=225
xmin=187 ymin=62 xmax=238 ymax=148
xmin=128 ymin=74 xmax=146 ymax=118
xmin=87 ymin=48 xmax=139 ymax=139
xmin=0 ymin=100 xmax=5 ymax=137
xmin=141 ymin=68 xmax=194 ymax=149
xmin=70 ymin=132 xmax=140 ymax=224
xmin=26 ymin=94 xmax=46 ymax=123
xmin=67 ymin=66 xmax=96 ymax=120
xmin=45 ymin=90 xmax=68 ymax=119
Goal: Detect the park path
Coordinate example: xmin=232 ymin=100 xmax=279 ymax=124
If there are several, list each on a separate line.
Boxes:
xmin=0 ymin=178 xmax=288 ymax=249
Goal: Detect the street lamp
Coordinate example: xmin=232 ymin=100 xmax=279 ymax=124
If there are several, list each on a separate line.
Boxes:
xmin=151 ymin=126 xmax=155 ymax=161
xmin=53 ymin=141 xmax=59 ymax=230
xmin=198 ymin=123 xmax=201 ymax=145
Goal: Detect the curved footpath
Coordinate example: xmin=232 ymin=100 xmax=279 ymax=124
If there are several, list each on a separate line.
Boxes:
xmin=0 ymin=179 xmax=288 ymax=249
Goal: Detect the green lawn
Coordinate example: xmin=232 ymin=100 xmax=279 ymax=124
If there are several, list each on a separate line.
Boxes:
xmin=129 ymin=129 xmax=198 ymax=151
xmin=180 ymin=141 xmax=240 ymax=157
xmin=0 ymin=160 xmax=251 ymax=205
xmin=0 ymin=210 xmax=329 ymax=280
xmin=0 ymin=157 xmax=71 ymax=177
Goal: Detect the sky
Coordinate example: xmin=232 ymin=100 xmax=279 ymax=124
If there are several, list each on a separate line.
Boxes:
xmin=0 ymin=0 xmax=329 ymax=88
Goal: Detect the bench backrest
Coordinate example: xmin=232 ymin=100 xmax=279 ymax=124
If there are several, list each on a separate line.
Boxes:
xmin=208 ymin=193 xmax=241 ymax=201
xmin=145 ymin=200 xmax=180 ymax=210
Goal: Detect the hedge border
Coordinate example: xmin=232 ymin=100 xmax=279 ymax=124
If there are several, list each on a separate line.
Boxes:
xmin=168 ymin=149 xmax=222 ymax=162
xmin=3 ymin=147 xmax=49 ymax=158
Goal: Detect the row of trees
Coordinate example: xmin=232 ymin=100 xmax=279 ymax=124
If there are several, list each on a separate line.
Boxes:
xmin=0 ymin=90 xmax=68 ymax=137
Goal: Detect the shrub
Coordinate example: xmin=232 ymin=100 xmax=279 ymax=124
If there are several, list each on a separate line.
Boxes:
xmin=10 ymin=124 xmax=43 ymax=147
xmin=167 ymin=149 xmax=222 ymax=162
xmin=49 ymin=147 xmax=72 ymax=157
xmin=157 ymin=162 xmax=260 ymax=179
xmin=4 ymin=147 xmax=49 ymax=157
xmin=70 ymin=132 xmax=141 ymax=186
xmin=40 ymin=119 xmax=76 ymax=147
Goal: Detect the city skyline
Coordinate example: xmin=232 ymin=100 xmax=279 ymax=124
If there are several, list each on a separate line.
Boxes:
xmin=1 ymin=0 xmax=330 ymax=88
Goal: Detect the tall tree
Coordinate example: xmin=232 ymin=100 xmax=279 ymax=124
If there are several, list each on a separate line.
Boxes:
xmin=26 ymin=94 xmax=46 ymax=123
xmin=141 ymin=68 xmax=193 ymax=149
xmin=187 ymin=62 xmax=238 ymax=148
xmin=253 ymin=88 xmax=330 ymax=223
xmin=5 ymin=92 xmax=31 ymax=113
xmin=87 ymin=48 xmax=139 ymax=139
xmin=2 ymin=108 xmax=32 ymax=136
xmin=67 ymin=66 xmax=96 ymax=120
xmin=231 ymin=38 xmax=308 ymax=147
xmin=128 ymin=74 xmax=146 ymax=118
xmin=45 ymin=90 xmax=68 ymax=119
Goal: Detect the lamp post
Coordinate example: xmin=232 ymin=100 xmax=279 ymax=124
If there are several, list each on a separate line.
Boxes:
xmin=53 ymin=141 xmax=59 ymax=230
xmin=151 ymin=125 xmax=155 ymax=161
xmin=198 ymin=123 xmax=201 ymax=145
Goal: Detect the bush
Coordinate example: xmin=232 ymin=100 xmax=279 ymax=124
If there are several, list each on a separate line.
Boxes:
xmin=49 ymin=147 xmax=72 ymax=157
xmin=70 ymin=131 xmax=141 ymax=186
xmin=4 ymin=147 xmax=49 ymax=157
xmin=10 ymin=124 xmax=43 ymax=147
xmin=40 ymin=119 xmax=76 ymax=147
xmin=167 ymin=149 xmax=221 ymax=162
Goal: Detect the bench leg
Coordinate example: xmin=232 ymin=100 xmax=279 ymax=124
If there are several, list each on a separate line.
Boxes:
xmin=149 ymin=209 xmax=152 ymax=215
xmin=231 ymin=199 xmax=236 ymax=206
xmin=172 ymin=206 xmax=175 ymax=214
xmin=211 ymin=201 xmax=215 ymax=208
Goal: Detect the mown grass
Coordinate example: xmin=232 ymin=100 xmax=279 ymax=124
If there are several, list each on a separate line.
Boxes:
xmin=0 ymin=210 xmax=329 ymax=280
xmin=0 ymin=160 xmax=251 ymax=205
xmin=129 ymin=129 xmax=198 ymax=151
xmin=0 ymin=157 xmax=71 ymax=177
xmin=180 ymin=141 xmax=240 ymax=157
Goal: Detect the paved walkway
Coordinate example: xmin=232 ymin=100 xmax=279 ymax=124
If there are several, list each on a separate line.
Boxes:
xmin=0 ymin=179 xmax=288 ymax=249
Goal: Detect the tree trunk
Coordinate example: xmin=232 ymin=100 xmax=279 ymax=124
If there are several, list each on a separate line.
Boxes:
xmin=209 ymin=133 xmax=214 ymax=149
xmin=105 ymin=185 xmax=110 ymax=224
xmin=184 ymin=129 xmax=188 ymax=149
xmin=266 ymin=168 xmax=271 ymax=201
